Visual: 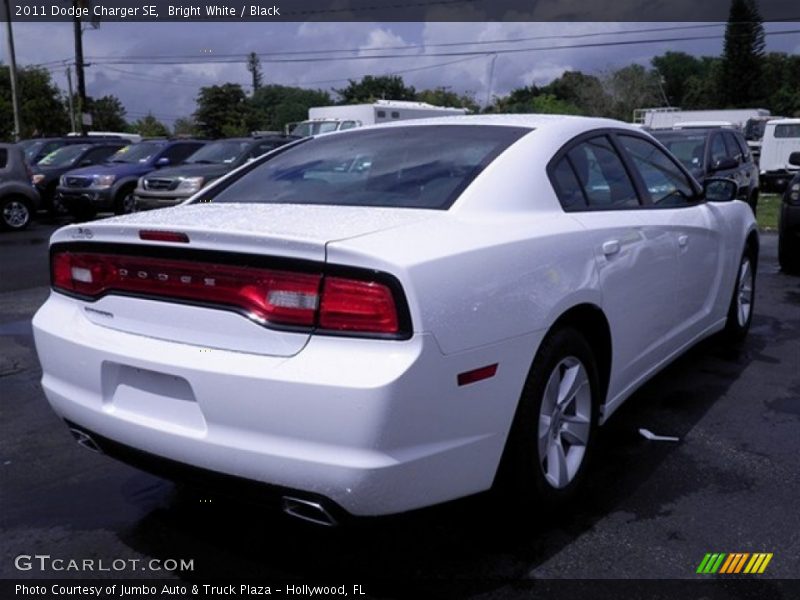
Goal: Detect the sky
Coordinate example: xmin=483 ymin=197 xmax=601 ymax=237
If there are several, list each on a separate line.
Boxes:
xmin=2 ymin=21 xmax=799 ymax=126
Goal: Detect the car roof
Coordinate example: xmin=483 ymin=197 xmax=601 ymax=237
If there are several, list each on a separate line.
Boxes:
xmin=361 ymin=113 xmax=634 ymax=132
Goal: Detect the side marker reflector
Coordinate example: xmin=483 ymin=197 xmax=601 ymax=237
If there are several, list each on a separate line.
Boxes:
xmin=458 ymin=364 xmax=498 ymax=386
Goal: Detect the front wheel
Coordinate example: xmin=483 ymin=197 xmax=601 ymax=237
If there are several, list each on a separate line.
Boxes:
xmin=114 ymin=187 xmax=136 ymax=215
xmin=722 ymin=247 xmax=756 ymax=341
xmin=497 ymin=327 xmax=599 ymax=508
xmin=0 ymin=196 xmax=32 ymax=231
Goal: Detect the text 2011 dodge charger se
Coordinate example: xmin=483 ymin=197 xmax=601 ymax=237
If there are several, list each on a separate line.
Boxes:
xmin=33 ymin=116 xmax=757 ymax=525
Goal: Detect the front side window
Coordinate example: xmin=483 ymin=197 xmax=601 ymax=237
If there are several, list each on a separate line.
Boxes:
xmin=619 ymin=135 xmax=695 ymax=207
xmin=565 ymin=136 xmax=639 ymax=209
xmin=206 ymin=125 xmax=529 ymax=210
xmin=710 ymin=134 xmax=729 ymax=164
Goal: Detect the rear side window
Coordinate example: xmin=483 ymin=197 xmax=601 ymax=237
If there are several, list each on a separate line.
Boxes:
xmin=0 ymin=149 xmax=7 ymax=169
xmin=207 ymin=126 xmax=529 ymax=210
xmin=564 ymin=136 xmax=639 ymax=209
xmin=551 ymin=157 xmax=586 ymax=210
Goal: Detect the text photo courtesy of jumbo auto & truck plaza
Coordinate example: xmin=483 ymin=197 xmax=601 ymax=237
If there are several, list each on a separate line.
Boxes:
xmin=2 ymin=1 xmax=800 ymax=600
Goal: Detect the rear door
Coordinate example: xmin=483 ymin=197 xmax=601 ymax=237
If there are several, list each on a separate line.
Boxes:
xmin=551 ymin=133 xmax=679 ymax=401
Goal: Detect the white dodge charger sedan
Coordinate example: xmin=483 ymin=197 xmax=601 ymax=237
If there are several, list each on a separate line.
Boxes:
xmin=33 ymin=116 xmax=757 ymax=525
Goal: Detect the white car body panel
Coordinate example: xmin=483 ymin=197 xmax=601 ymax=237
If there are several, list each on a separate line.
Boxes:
xmin=33 ymin=115 xmax=758 ymax=516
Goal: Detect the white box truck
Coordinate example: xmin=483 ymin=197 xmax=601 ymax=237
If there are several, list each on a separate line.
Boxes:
xmin=759 ymin=118 xmax=800 ymax=192
xmin=287 ymin=100 xmax=469 ymax=137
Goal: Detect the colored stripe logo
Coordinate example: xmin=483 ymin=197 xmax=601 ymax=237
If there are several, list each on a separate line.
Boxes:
xmin=696 ymin=553 xmax=773 ymax=574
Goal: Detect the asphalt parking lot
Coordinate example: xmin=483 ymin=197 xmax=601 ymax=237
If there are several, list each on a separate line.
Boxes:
xmin=1 ymin=221 xmax=799 ymax=595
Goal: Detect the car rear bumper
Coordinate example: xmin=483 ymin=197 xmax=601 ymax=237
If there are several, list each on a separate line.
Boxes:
xmin=33 ymin=292 xmax=531 ymax=516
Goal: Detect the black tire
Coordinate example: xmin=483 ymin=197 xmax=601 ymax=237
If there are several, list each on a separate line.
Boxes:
xmin=722 ymin=246 xmax=756 ymax=341
xmin=748 ymin=190 xmax=759 ymax=216
xmin=778 ymin=232 xmax=800 ymax=274
xmin=0 ymin=196 xmax=33 ymax=231
xmin=113 ymin=186 xmax=136 ymax=215
xmin=496 ymin=327 xmax=600 ymax=509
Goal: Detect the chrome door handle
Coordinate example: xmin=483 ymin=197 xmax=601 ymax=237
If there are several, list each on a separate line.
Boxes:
xmin=602 ymin=240 xmax=620 ymax=256
xmin=678 ymin=234 xmax=689 ymax=247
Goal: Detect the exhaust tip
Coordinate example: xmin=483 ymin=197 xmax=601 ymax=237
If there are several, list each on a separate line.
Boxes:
xmin=69 ymin=427 xmax=103 ymax=454
xmin=282 ymin=496 xmax=337 ymax=527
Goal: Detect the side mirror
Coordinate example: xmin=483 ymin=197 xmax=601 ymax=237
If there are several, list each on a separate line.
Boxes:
xmin=709 ymin=157 xmax=738 ymax=172
xmin=789 ymin=152 xmax=800 ymax=167
xmin=704 ymin=178 xmax=738 ymax=202
xmin=155 ymin=157 xmax=170 ymax=167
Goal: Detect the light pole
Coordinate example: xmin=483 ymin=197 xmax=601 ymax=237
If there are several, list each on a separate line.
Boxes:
xmin=2 ymin=0 xmax=22 ymax=141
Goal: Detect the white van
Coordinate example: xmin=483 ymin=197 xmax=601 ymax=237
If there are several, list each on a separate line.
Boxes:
xmin=759 ymin=118 xmax=800 ymax=192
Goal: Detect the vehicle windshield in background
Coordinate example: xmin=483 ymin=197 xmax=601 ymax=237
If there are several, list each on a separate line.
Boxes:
xmin=23 ymin=140 xmax=57 ymax=162
xmin=208 ymin=125 xmax=529 ymax=210
xmin=185 ymin=140 xmax=251 ymax=164
xmin=37 ymin=144 xmax=91 ymax=168
xmin=653 ymin=135 xmax=706 ymax=170
xmin=289 ymin=121 xmax=342 ymax=137
xmin=109 ymin=142 xmax=166 ymax=164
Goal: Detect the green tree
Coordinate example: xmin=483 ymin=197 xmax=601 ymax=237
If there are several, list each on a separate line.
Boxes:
xmin=85 ymin=95 xmax=129 ymax=131
xmin=651 ymin=52 xmax=706 ymax=107
xmin=0 ymin=65 xmax=69 ymax=139
xmin=194 ymin=83 xmax=249 ymax=138
xmin=487 ymin=84 xmax=540 ymax=113
xmin=335 ymin=75 xmax=416 ymax=104
xmin=246 ymin=52 xmax=263 ymax=92
xmin=541 ymin=71 xmax=611 ymax=116
xmin=718 ymin=0 xmax=765 ymax=106
xmin=172 ymin=116 xmax=199 ymax=137
xmin=602 ymin=65 xmax=663 ymax=121
xmin=415 ymin=87 xmax=479 ymax=112
xmin=133 ymin=113 xmax=170 ymax=137
xmin=249 ymin=84 xmax=332 ymax=132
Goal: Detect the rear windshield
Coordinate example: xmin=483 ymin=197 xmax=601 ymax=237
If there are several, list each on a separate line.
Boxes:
xmin=207 ymin=125 xmax=529 ymax=210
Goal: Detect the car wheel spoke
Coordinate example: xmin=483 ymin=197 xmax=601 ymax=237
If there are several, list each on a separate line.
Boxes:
xmin=546 ymin=437 xmax=569 ymax=488
xmin=560 ymin=415 xmax=590 ymax=446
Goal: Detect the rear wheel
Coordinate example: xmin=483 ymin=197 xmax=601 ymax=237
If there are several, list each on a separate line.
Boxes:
xmin=0 ymin=196 xmax=32 ymax=231
xmin=722 ymin=246 xmax=756 ymax=341
xmin=498 ymin=327 xmax=599 ymax=508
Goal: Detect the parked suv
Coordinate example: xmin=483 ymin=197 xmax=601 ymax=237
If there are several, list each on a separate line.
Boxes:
xmin=652 ymin=127 xmax=759 ymax=214
xmin=55 ymin=139 xmax=206 ymax=218
xmin=31 ymin=142 xmax=129 ymax=214
xmin=18 ymin=136 xmax=126 ymax=165
xmin=778 ymin=152 xmax=800 ymax=273
xmin=0 ymin=143 xmax=40 ymax=231
xmin=133 ymin=135 xmax=298 ymax=210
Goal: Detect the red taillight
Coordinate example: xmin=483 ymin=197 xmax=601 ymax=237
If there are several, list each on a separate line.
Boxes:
xmin=320 ymin=277 xmax=399 ymax=334
xmin=52 ymin=250 xmax=405 ymax=336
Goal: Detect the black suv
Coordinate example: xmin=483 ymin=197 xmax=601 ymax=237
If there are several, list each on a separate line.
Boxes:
xmin=31 ymin=141 xmax=128 ymax=214
xmin=778 ymin=152 xmax=800 ymax=273
xmin=652 ymin=127 xmax=760 ymax=214
xmin=133 ymin=135 xmax=299 ymax=210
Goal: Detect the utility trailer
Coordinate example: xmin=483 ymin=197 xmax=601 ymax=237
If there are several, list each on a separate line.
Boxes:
xmin=287 ymin=100 xmax=469 ymax=137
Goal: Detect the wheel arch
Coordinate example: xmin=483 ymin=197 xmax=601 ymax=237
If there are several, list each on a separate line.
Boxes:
xmin=546 ymin=303 xmax=613 ymax=411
